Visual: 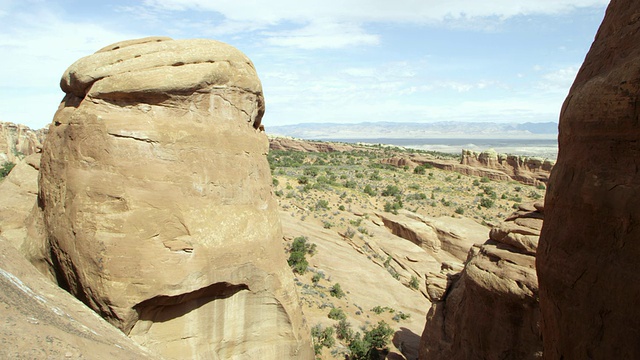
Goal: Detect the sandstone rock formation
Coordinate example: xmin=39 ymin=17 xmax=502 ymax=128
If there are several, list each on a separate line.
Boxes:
xmin=461 ymin=149 xmax=553 ymax=187
xmin=29 ymin=37 xmax=312 ymax=359
xmin=537 ymin=0 xmax=640 ymax=358
xmin=420 ymin=205 xmax=543 ymax=359
xmin=0 ymin=235 xmax=158 ymax=360
xmin=376 ymin=210 xmax=488 ymax=262
xmin=0 ymin=122 xmax=47 ymax=163
xmin=0 ymin=154 xmax=40 ymax=249
xmin=381 ymin=149 xmax=554 ymax=186
xmin=269 ymin=136 xmax=355 ymax=152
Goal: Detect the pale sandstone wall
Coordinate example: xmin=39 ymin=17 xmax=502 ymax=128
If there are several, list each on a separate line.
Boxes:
xmin=30 ymin=37 xmax=312 ymax=359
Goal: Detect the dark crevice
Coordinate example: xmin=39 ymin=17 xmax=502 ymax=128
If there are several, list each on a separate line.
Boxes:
xmin=107 ymin=132 xmax=158 ymax=144
xmin=131 ymin=282 xmax=250 ymax=331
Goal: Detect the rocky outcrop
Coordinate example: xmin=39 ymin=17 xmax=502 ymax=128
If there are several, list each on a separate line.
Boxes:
xmin=461 ymin=149 xmax=553 ymax=187
xmin=376 ymin=210 xmax=488 ymax=262
xmin=0 ymin=154 xmax=40 ymax=250
xmin=269 ymin=136 xmax=354 ymax=152
xmin=537 ymin=0 xmax=640 ymax=358
xmin=0 ymin=122 xmax=47 ymax=163
xmin=381 ymin=150 xmax=553 ymax=186
xmin=0 ymin=235 xmax=158 ymax=359
xmin=420 ymin=205 xmax=543 ymax=359
xmin=28 ymin=37 xmax=312 ymax=359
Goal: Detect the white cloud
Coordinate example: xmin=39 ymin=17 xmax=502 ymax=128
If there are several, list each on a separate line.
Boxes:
xmin=141 ymin=0 xmax=609 ymax=49
xmin=0 ymin=6 xmax=145 ymax=128
xmin=263 ymin=21 xmax=379 ymax=49
xmin=536 ymin=66 xmax=580 ymax=92
xmin=143 ymin=0 xmax=609 ymax=24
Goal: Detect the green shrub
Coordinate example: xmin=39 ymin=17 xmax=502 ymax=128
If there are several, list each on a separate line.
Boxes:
xmin=381 ymin=185 xmax=401 ymax=197
xmin=297 ymin=176 xmax=309 ymax=185
xmin=409 ymin=275 xmax=420 ymax=290
xmin=344 ymin=180 xmax=357 ymax=188
xmin=347 ymin=321 xmax=395 ymax=359
xmin=330 ymin=283 xmax=345 ymax=298
xmin=328 ymin=308 xmax=347 ymax=320
xmin=455 ymin=207 xmax=465 ymax=215
xmin=304 ymin=167 xmax=319 ymax=177
xmin=413 ymin=165 xmax=426 ymax=175
xmin=392 ymin=312 xmax=411 ymax=322
xmin=0 ymin=162 xmax=15 ymax=179
xmin=344 ymin=227 xmax=356 ymax=239
xmin=480 ymin=198 xmax=494 ymax=208
xmin=363 ymin=184 xmax=376 ymax=196
xmin=316 ymin=199 xmax=330 ymax=210
xmin=287 ymin=236 xmax=316 ymax=274
xmin=335 ymin=319 xmax=353 ymax=341
xmin=311 ymin=324 xmax=335 ymax=355
xmin=312 ymin=272 xmax=324 ymax=284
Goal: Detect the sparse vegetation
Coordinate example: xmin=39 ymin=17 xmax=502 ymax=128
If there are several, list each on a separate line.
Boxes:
xmin=328 ymin=307 xmax=347 ymax=320
xmin=312 ymin=324 xmax=335 ymax=355
xmin=409 ymin=275 xmax=420 ymax=290
xmin=347 ymin=321 xmax=395 ymax=360
xmin=330 ymin=283 xmax=345 ymax=298
xmin=0 ymin=162 xmax=15 ymax=179
xmin=287 ymin=236 xmax=316 ymax=274
xmin=268 ymin=141 xmax=549 ymax=360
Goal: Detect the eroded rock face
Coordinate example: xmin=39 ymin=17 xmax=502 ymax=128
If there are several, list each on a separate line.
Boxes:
xmin=420 ymin=205 xmax=543 ymax=360
xmin=461 ymin=149 xmax=554 ymax=187
xmin=33 ymin=37 xmax=312 ymax=359
xmin=0 ymin=154 xmax=40 ymax=250
xmin=269 ymin=136 xmax=354 ymax=152
xmin=537 ymin=1 xmax=640 ymax=358
xmin=0 ymin=236 xmax=158 ymax=359
xmin=0 ymin=122 xmax=47 ymax=163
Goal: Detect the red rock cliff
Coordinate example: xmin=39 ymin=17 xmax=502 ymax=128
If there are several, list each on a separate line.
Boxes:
xmin=537 ymin=1 xmax=640 ymax=358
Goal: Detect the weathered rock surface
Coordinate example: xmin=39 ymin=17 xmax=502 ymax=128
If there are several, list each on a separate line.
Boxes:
xmin=537 ymin=1 xmax=640 ymax=358
xmin=29 ymin=37 xmax=312 ymax=359
xmin=0 ymin=235 xmax=158 ymax=360
xmin=381 ymin=149 xmax=554 ymax=186
xmin=420 ymin=205 xmax=543 ymax=360
xmin=269 ymin=136 xmax=355 ymax=152
xmin=0 ymin=154 xmax=40 ymax=250
xmin=376 ymin=210 xmax=488 ymax=262
xmin=462 ymin=149 xmax=553 ymax=186
xmin=0 ymin=122 xmax=47 ymax=164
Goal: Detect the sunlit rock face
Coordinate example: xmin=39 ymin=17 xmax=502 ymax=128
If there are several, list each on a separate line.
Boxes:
xmin=36 ymin=37 xmax=313 ymax=359
xmin=538 ymin=1 xmax=640 ymax=358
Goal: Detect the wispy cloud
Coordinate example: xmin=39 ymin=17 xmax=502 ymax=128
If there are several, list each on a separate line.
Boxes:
xmin=536 ymin=66 xmax=580 ymax=93
xmin=263 ymin=21 xmax=379 ymax=49
xmin=140 ymin=0 xmax=609 ymax=49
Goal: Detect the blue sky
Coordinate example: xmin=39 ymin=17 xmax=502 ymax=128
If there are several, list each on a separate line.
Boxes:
xmin=0 ymin=0 xmax=609 ymax=129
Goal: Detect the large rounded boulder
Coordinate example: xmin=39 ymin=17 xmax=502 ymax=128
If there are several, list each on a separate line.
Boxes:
xmin=36 ymin=37 xmax=312 ymax=359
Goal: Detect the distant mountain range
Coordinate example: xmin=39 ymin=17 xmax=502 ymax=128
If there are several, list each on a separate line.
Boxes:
xmin=266 ymin=121 xmax=558 ymax=140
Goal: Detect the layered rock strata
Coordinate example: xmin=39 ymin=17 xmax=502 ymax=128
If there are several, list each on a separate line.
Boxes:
xmin=420 ymin=204 xmax=543 ymax=359
xmin=537 ymin=0 xmax=640 ymax=358
xmin=0 ymin=122 xmax=47 ymax=163
xmin=30 ymin=37 xmax=312 ymax=359
xmin=461 ymin=149 xmax=554 ymax=186
xmin=269 ymin=136 xmax=354 ymax=152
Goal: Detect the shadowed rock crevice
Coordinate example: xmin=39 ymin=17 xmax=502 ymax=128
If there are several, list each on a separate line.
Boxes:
xmin=420 ymin=205 xmax=543 ymax=360
xmin=133 ymin=282 xmax=250 ymax=326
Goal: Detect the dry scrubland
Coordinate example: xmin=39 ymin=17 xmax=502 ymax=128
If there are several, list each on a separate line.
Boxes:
xmin=268 ymin=143 xmax=546 ymax=359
